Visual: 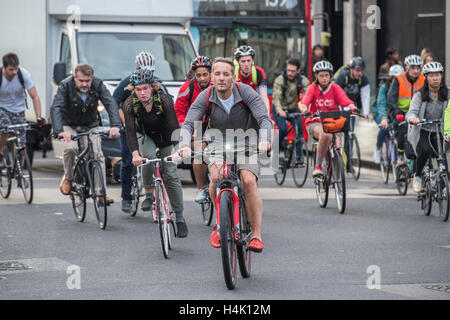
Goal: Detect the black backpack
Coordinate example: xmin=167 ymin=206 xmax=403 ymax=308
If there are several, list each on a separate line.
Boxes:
xmin=0 ymin=67 xmax=29 ymax=108
xmin=276 ymin=71 xmax=305 ymax=98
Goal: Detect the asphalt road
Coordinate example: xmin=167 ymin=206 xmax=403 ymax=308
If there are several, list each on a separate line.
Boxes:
xmin=1 ymin=153 xmax=449 ymax=300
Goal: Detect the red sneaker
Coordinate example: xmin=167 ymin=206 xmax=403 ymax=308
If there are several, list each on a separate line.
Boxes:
xmin=210 ymin=225 xmax=221 ymax=248
xmin=248 ymin=237 xmax=264 ymax=253
xmin=312 ymin=163 xmax=324 ymax=178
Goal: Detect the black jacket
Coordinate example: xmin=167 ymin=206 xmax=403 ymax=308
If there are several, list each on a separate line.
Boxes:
xmin=50 ymin=76 xmax=121 ymax=135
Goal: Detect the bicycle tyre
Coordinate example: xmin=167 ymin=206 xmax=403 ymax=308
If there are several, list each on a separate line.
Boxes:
xmin=219 ymin=190 xmax=237 ymax=290
xmin=333 ymin=153 xmax=346 ymax=214
xmin=315 ymin=155 xmax=329 ymax=208
xmin=201 ymin=192 xmax=214 ymax=226
xmin=71 ymin=161 xmax=87 ymax=222
xmin=421 ymin=174 xmax=432 ymax=216
xmin=292 ymin=140 xmax=309 ymax=188
xmin=18 ymin=148 xmax=33 ymax=204
xmin=0 ymin=146 xmax=12 ymax=199
xmin=236 ymin=196 xmax=251 ymax=278
xmin=380 ymin=141 xmax=389 ymax=184
xmin=129 ymin=176 xmax=140 ymax=217
xmin=156 ymin=181 xmax=170 ymax=258
xmin=91 ymin=161 xmax=107 ymax=230
xmin=350 ymin=136 xmax=361 ymax=181
xmin=396 ymin=165 xmax=409 ymax=196
xmin=438 ymin=172 xmax=449 ymax=222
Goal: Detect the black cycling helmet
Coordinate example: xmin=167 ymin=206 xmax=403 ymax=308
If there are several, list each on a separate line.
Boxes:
xmin=191 ymin=56 xmax=213 ymax=71
xmin=234 ymin=45 xmax=256 ymax=60
xmin=349 ymin=56 xmax=365 ymax=69
xmin=130 ymin=68 xmax=154 ymax=86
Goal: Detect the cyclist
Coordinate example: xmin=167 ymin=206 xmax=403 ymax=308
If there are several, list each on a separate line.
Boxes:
xmin=406 ymin=62 xmax=448 ymax=193
xmin=299 ymin=61 xmax=355 ymax=178
xmin=177 ymin=57 xmax=273 ymax=252
xmin=123 ymin=68 xmax=188 ymax=237
xmin=372 ymin=64 xmax=404 ymax=163
xmin=233 ymin=45 xmax=270 ymax=113
xmin=387 ymin=54 xmax=425 ymax=166
xmin=0 ymin=53 xmax=45 ymax=166
xmin=174 ymin=56 xmax=213 ymax=204
xmin=272 ymin=58 xmax=310 ymax=166
xmin=50 ymin=64 xmax=121 ymax=204
xmin=113 ymin=51 xmax=156 ymax=214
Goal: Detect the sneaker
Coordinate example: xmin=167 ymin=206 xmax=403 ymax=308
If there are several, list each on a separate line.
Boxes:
xmin=59 ymin=177 xmax=72 ymax=195
xmin=210 ymin=225 xmax=221 ymax=248
xmin=176 ymin=221 xmax=188 ymax=238
xmin=141 ymin=197 xmax=154 ymax=212
xmin=413 ymin=176 xmax=423 ymax=193
xmin=98 ymin=196 xmax=114 ymax=206
xmin=373 ymin=148 xmax=381 ymax=164
xmin=312 ymin=163 xmax=324 ymax=178
xmin=248 ymin=237 xmax=264 ymax=253
xmin=122 ymin=200 xmax=132 ymax=213
xmin=294 ymin=158 xmax=305 ymax=168
xmin=195 ymin=189 xmax=208 ymax=204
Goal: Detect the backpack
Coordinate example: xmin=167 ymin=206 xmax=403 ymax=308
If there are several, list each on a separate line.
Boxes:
xmin=188 ymin=78 xmax=196 ymax=106
xmin=280 ymin=72 xmax=306 ymax=98
xmin=333 ymin=65 xmax=362 ymax=87
xmin=132 ymin=91 xmax=165 ymax=132
xmin=0 ymin=67 xmax=29 ymax=108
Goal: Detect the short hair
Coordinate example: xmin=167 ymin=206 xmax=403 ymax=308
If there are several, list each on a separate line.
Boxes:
xmin=312 ymin=44 xmax=324 ymax=52
xmin=385 ymin=48 xmax=397 ymax=58
xmin=286 ymin=58 xmax=301 ymax=70
xmin=74 ymin=64 xmax=94 ymax=77
xmin=2 ymin=52 xmax=19 ymax=68
xmin=212 ymin=57 xmax=235 ymax=74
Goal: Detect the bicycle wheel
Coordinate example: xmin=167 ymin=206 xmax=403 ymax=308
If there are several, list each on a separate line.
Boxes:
xmin=18 ymin=148 xmax=33 ymax=204
xmin=219 ymin=190 xmax=237 ymax=290
xmin=437 ymin=172 xmax=449 ymax=222
xmin=315 ymin=155 xmax=329 ymax=208
xmin=236 ymin=196 xmax=251 ymax=279
xmin=274 ymin=145 xmax=288 ymax=186
xmin=396 ymin=165 xmax=409 ymax=196
xmin=292 ymin=140 xmax=309 ymax=188
xmin=201 ymin=192 xmax=214 ymax=226
xmin=91 ymin=161 xmax=107 ymax=229
xmin=420 ymin=174 xmax=432 ymax=216
xmin=349 ymin=136 xmax=361 ymax=181
xmin=333 ymin=153 xmax=346 ymax=214
xmin=129 ymin=176 xmax=140 ymax=217
xmin=0 ymin=146 xmax=12 ymax=199
xmin=71 ymin=162 xmax=87 ymax=222
xmin=156 ymin=180 xmax=170 ymax=258
xmin=380 ymin=141 xmax=389 ymax=184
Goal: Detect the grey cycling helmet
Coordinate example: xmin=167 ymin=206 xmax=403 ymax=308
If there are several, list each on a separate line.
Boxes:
xmin=389 ymin=64 xmax=404 ymax=76
xmin=234 ymin=45 xmax=256 ymax=60
xmin=313 ymin=60 xmax=334 ymax=73
xmin=130 ymin=68 xmax=154 ymax=86
xmin=349 ymin=56 xmax=365 ymax=69
xmin=422 ymin=61 xmax=444 ymax=75
xmin=404 ymin=55 xmax=423 ymax=68
xmin=135 ymin=51 xmax=155 ymax=71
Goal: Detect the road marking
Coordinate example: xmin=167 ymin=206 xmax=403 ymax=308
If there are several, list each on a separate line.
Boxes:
xmin=379 ymin=283 xmax=450 ymax=300
xmin=0 ymin=257 xmax=73 ymax=274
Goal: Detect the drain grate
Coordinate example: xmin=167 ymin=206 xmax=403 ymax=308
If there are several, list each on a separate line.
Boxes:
xmin=0 ymin=261 xmax=32 ymax=272
xmin=421 ymin=284 xmax=450 ymax=294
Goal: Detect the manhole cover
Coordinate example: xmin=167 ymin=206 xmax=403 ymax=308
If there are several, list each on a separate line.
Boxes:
xmin=421 ymin=284 xmax=450 ymax=294
xmin=0 ymin=261 xmax=32 ymax=272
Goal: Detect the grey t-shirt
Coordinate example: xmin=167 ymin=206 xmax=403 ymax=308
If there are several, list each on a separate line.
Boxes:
xmin=0 ymin=67 xmax=34 ymax=112
xmin=423 ymin=94 xmax=445 ymax=132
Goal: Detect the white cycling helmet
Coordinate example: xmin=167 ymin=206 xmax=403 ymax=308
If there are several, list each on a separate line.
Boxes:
xmin=313 ymin=60 xmax=334 ymax=73
xmin=135 ymin=51 xmax=155 ymax=71
xmin=422 ymin=61 xmax=444 ymax=75
xmin=404 ymin=55 xmax=423 ymax=68
xmin=234 ymin=45 xmax=256 ymax=60
xmin=389 ymin=64 xmax=404 ymax=76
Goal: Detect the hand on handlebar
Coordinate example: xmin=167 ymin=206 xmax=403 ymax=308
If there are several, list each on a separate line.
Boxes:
xmin=109 ymin=127 xmax=120 ymax=139
xmin=177 ymin=146 xmax=192 ymax=159
xmin=409 ymin=117 xmax=420 ymax=126
xmin=132 ymin=152 xmax=148 ymax=167
xmin=278 ymin=111 xmax=287 ymax=118
xmin=58 ymin=131 xmax=72 ymax=143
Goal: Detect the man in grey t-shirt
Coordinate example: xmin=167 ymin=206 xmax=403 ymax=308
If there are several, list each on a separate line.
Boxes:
xmin=0 ymin=53 xmax=44 ymax=165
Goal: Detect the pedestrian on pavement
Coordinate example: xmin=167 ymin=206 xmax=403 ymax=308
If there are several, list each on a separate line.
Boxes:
xmin=0 ymin=53 xmax=45 ymax=165
xmin=272 ymin=58 xmax=310 ymax=166
xmin=50 ymin=64 xmax=121 ymax=203
xmin=406 ymin=62 xmax=448 ymax=193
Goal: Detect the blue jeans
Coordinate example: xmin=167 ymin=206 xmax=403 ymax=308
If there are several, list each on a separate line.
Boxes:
xmin=273 ymin=109 xmax=304 ymax=159
xmin=120 ymin=129 xmax=133 ymax=201
xmin=375 ymin=116 xmax=389 ymax=149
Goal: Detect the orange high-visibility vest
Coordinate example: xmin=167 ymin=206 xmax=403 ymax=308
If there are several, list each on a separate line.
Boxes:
xmin=396 ymin=72 xmax=425 ymax=113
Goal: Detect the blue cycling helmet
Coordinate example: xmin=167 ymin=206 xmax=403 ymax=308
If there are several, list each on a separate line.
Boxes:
xmin=130 ymin=68 xmax=154 ymax=86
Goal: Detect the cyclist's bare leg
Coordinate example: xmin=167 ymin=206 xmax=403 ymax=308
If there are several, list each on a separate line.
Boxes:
xmin=0 ymin=133 xmax=7 ymax=155
xmin=314 ymin=125 xmax=333 ymax=160
xmin=208 ymin=162 xmax=223 ymax=208
xmin=240 ymin=169 xmax=262 ymax=239
xmin=192 ymin=140 xmax=207 ymax=189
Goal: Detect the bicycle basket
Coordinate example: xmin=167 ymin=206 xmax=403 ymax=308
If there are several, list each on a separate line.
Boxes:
xmin=320 ymin=110 xmax=350 ymax=133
